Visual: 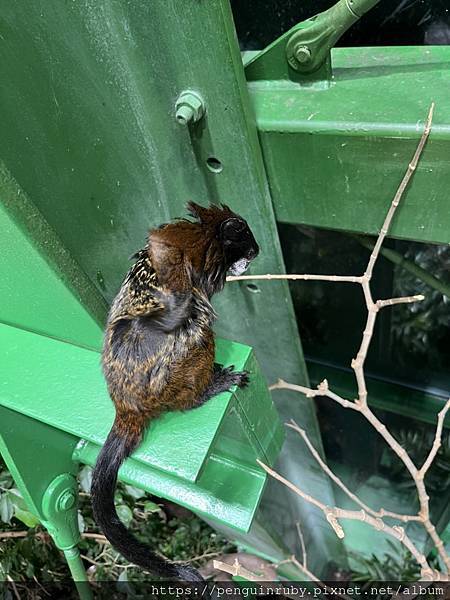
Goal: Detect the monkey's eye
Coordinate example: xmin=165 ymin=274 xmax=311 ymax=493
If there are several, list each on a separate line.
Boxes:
xmin=220 ymin=218 xmax=246 ymax=240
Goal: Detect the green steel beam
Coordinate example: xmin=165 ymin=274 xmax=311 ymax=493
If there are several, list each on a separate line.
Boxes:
xmin=247 ymin=46 xmax=450 ymax=245
xmin=0 ymin=163 xmax=105 ymax=349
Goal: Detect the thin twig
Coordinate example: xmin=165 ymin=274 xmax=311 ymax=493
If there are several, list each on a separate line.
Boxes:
xmin=376 ymin=295 xmax=424 ymax=309
xmin=81 ymin=532 xmax=109 ymax=543
xmin=295 ymin=521 xmax=308 ymax=568
xmin=213 ymin=559 xmax=266 ymax=582
xmin=270 ymin=378 xmax=358 ymax=410
xmin=419 ymin=399 xmax=450 ymax=477
xmin=257 ymin=460 xmax=435 ymax=580
xmin=227 ymin=273 xmax=363 ymax=283
xmin=364 ymin=102 xmax=434 ymax=281
xmin=286 ymin=420 xmax=420 ymax=523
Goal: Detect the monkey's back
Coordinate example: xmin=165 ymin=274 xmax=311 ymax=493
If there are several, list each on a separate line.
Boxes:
xmin=102 ymin=256 xmax=216 ymax=428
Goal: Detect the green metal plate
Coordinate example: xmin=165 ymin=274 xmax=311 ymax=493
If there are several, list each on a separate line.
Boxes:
xmin=0 ymin=323 xmax=283 ymax=532
xmin=0 ymin=164 xmax=104 ymax=350
xmin=74 ymin=442 xmax=266 ymax=533
xmin=0 ymin=323 xmax=258 ymax=482
xmin=248 ymin=46 xmax=450 ymax=244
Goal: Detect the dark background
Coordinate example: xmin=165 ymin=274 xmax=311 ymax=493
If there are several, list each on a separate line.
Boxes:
xmin=230 ymin=0 xmax=450 ymax=49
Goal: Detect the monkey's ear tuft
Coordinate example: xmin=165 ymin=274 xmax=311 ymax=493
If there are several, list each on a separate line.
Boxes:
xmin=186 ymin=201 xmax=206 ymax=221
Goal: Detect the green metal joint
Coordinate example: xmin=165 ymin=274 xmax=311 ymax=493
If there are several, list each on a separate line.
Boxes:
xmin=175 ymin=91 xmax=205 ymax=125
xmin=286 ymin=0 xmax=380 ymax=74
xmin=41 ymin=473 xmax=81 ymax=551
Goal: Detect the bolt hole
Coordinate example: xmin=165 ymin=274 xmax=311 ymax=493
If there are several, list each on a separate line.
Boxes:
xmin=246 ymin=284 xmax=260 ymax=294
xmin=206 ymin=157 xmax=223 ymax=174
xmin=177 ymin=115 xmax=187 ymax=125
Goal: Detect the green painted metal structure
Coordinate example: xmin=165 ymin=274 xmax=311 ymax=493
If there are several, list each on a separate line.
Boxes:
xmin=0 ymin=0 xmax=449 ymax=594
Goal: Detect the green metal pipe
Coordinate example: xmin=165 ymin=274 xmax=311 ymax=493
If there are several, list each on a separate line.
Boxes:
xmin=63 ymin=548 xmax=93 ymax=600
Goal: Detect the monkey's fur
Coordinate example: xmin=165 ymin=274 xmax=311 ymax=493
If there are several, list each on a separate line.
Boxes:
xmin=91 ymin=202 xmax=259 ymax=582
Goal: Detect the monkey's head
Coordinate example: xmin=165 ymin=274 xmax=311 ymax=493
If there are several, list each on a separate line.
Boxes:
xmin=148 ymin=202 xmax=259 ymax=297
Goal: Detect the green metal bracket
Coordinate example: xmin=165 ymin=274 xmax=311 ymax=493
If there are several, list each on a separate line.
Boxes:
xmin=41 ymin=474 xmax=80 ymax=551
xmin=41 ymin=474 xmax=92 ymax=597
xmin=285 ymin=0 xmax=380 ymax=75
xmin=246 ymin=0 xmax=380 ymax=84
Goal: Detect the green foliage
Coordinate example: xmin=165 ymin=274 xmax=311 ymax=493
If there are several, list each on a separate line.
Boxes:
xmin=392 ymin=243 xmax=450 ymax=368
xmin=0 ymin=460 xmax=235 ymax=587
xmin=350 ymin=541 xmax=421 ymax=583
xmin=349 ymin=542 xmax=441 ymax=599
xmin=381 ymin=424 xmax=450 ymax=495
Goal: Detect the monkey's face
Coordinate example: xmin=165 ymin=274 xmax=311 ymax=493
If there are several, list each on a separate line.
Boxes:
xmin=219 ymin=217 xmax=259 ymax=276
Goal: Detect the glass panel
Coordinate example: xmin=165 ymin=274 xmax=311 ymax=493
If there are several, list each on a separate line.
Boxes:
xmin=278 ymin=224 xmax=450 ymax=395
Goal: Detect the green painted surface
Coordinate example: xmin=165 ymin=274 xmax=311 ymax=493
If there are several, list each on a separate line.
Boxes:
xmin=0 ymin=163 xmax=105 ymax=349
xmin=0 ymin=408 xmax=94 ymax=595
xmin=249 ymin=46 xmax=450 ymax=244
xmin=0 ymin=322 xmax=283 ymax=531
xmin=0 ymin=0 xmax=337 ymax=573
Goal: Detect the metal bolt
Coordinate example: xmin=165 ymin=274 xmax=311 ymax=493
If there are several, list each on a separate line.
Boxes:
xmin=294 ymin=45 xmax=312 ymax=65
xmin=58 ymin=490 xmax=76 ymax=511
xmin=175 ymin=91 xmax=205 ymax=125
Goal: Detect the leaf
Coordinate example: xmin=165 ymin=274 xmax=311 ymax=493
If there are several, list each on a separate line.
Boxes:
xmin=14 ymin=508 xmax=40 ymax=528
xmin=124 ymin=485 xmax=146 ymax=500
xmin=78 ymin=510 xmax=86 ymax=534
xmin=143 ymin=501 xmax=161 ymax=513
xmin=0 ymin=493 xmax=14 ymax=524
xmin=78 ymin=466 xmax=92 ymax=493
xmin=7 ymin=488 xmax=28 ymax=512
xmin=0 ymin=470 xmax=13 ymax=489
xmin=116 ymin=504 xmax=133 ymax=526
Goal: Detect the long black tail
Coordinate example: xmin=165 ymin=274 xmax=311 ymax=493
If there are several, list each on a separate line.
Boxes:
xmin=91 ymin=421 xmax=204 ymax=581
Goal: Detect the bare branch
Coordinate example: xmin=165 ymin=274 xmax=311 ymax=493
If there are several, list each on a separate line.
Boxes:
xmin=420 ymin=399 xmax=450 ymax=477
xmin=257 ymin=459 xmax=434 ymax=579
xmin=226 ymin=273 xmax=363 ymax=283
xmin=270 ymin=378 xmax=358 ymax=410
xmin=213 ymin=559 xmax=266 ymax=582
xmin=295 ymin=521 xmax=308 ymax=569
xmin=286 ymin=420 xmax=420 ymax=523
xmin=365 ymin=102 xmax=434 ymax=280
xmin=376 ymin=295 xmax=424 ymax=309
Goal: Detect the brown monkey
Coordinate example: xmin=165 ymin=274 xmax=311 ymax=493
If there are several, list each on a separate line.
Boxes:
xmin=91 ymin=202 xmax=259 ymax=581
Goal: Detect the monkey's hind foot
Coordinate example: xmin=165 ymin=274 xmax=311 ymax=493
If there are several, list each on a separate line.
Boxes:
xmin=195 ymin=365 xmax=249 ymax=408
xmin=215 ymin=365 xmax=249 ymax=390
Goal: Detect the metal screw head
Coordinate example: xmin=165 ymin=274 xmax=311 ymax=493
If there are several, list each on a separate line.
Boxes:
xmin=294 ymin=45 xmax=312 ymax=65
xmin=58 ymin=490 xmax=76 ymax=511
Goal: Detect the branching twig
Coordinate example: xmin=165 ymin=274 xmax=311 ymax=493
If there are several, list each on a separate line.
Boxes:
xmin=286 ymin=419 xmax=421 ymax=523
xmin=212 ymin=558 xmax=266 ymax=582
xmin=257 ymin=459 xmax=436 ymax=580
xmin=243 ymin=104 xmax=450 ymax=582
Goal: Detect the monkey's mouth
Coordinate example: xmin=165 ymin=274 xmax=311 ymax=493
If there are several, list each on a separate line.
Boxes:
xmin=228 ymin=258 xmax=250 ymax=276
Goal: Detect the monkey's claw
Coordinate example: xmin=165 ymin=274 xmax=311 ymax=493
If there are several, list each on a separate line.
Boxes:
xmin=233 ymin=370 xmax=250 ymax=388
xmin=218 ymin=367 xmax=249 ymax=389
